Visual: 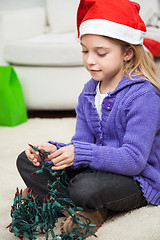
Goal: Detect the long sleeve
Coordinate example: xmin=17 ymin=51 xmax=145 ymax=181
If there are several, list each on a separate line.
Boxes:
xmin=72 ymin=91 xmax=160 ymax=176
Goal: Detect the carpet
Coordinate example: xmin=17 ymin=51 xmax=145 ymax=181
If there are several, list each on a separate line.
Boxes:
xmin=0 ymin=118 xmax=160 ymax=240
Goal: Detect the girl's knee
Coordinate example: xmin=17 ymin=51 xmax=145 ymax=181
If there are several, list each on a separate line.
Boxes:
xmin=16 ymin=151 xmax=29 ymax=171
xmin=17 ymin=151 xmax=24 ymax=165
xmin=68 ymin=174 xmax=97 ymax=209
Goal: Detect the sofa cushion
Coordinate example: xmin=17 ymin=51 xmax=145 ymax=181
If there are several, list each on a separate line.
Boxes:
xmin=46 ymin=0 xmax=79 ymax=33
xmin=4 ymin=32 xmax=83 ymax=66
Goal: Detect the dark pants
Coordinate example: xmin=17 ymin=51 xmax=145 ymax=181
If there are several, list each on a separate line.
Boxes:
xmin=17 ymin=151 xmax=147 ymax=212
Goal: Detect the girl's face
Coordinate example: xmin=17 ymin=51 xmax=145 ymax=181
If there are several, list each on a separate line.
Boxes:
xmin=81 ymin=34 xmax=130 ymax=87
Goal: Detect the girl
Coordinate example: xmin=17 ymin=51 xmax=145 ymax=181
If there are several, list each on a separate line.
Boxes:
xmin=17 ymin=0 xmax=160 ymax=237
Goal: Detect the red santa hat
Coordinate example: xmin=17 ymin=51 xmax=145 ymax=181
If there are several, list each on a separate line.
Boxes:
xmin=77 ymin=0 xmax=146 ymax=45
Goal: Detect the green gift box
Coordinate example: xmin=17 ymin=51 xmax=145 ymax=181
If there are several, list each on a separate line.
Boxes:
xmin=0 ymin=66 xmax=27 ymax=126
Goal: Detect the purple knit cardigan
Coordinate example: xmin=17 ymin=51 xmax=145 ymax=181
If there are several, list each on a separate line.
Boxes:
xmin=49 ymin=75 xmax=160 ymax=205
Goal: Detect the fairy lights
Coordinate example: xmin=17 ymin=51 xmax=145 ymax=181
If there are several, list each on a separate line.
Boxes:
xmin=7 ymin=145 xmax=98 ymax=240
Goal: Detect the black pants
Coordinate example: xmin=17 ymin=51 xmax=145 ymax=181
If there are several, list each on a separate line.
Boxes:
xmin=17 ymin=151 xmax=147 ymax=212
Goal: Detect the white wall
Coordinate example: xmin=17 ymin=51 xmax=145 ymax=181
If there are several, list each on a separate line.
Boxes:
xmin=0 ymin=0 xmax=45 ymax=11
xmin=134 ymin=0 xmax=160 ymax=23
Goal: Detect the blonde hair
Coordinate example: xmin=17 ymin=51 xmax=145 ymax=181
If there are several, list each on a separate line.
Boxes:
xmin=109 ymin=37 xmax=160 ymax=91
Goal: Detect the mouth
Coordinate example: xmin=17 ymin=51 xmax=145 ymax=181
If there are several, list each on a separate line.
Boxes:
xmin=90 ymin=69 xmax=101 ymax=74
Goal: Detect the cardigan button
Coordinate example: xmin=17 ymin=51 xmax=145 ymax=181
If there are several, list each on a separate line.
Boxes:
xmin=99 ymin=137 xmax=103 ymax=145
xmin=104 ymin=100 xmax=114 ymax=111
xmin=98 ymin=133 xmax=103 ymax=145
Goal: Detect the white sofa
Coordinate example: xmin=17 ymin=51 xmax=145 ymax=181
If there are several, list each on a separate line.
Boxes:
xmin=0 ymin=0 xmax=90 ymax=110
xmin=0 ymin=0 xmax=160 ymax=110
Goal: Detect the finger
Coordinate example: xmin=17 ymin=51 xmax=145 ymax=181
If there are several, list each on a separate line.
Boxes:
xmin=36 ymin=143 xmax=57 ymax=153
xmin=51 ymin=159 xmax=73 ymax=170
xmin=26 ymin=148 xmax=41 ymax=164
xmin=32 ymin=159 xmax=40 ymax=166
xmin=48 ymin=148 xmax=62 ymax=159
xmin=53 ymin=159 xmax=68 ymax=167
xmin=52 ymin=154 xmax=67 ymax=165
xmin=25 ymin=149 xmax=35 ymax=161
xmin=29 ymin=147 xmax=39 ymax=156
xmin=51 ymin=164 xmax=68 ymax=171
xmin=36 ymin=144 xmax=46 ymax=150
xmin=49 ymin=152 xmax=64 ymax=165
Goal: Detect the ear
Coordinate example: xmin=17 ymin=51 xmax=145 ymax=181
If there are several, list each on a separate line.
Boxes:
xmin=123 ymin=47 xmax=134 ymax=61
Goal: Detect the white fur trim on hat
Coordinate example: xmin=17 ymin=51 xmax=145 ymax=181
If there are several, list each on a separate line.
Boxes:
xmin=80 ymin=19 xmax=145 ymax=45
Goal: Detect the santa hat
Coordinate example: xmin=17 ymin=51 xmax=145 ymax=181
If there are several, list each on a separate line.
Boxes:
xmin=77 ymin=0 xmax=146 ymax=45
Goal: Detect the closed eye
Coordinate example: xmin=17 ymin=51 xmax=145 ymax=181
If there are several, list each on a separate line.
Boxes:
xmin=97 ymin=53 xmax=107 ymax=57
xmin=82 ymin=50 xmax=88 ymax=54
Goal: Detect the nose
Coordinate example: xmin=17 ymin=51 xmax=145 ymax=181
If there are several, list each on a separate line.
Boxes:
xmin=86 ymin=53 xmax=96 ymax=65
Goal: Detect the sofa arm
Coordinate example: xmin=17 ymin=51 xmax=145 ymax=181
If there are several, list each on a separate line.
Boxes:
xmin=0 ymin=7 xmax=47 ymax=65
xmin=0 ymin=7 xmax=46 ymax=41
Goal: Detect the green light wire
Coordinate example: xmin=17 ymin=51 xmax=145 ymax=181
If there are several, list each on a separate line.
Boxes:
xmin=7 ymin=146 xmax=98 ymax=240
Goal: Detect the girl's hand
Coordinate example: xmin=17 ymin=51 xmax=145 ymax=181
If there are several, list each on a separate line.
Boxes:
xmin=48 ymin=145 xmax=75 ymax=170
xmin=25 ymin=143 xmax=57 ymax=166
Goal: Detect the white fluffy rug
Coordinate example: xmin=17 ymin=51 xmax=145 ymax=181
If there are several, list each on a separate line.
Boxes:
xmin=0 ymin=118 xmax=160 ymax=240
